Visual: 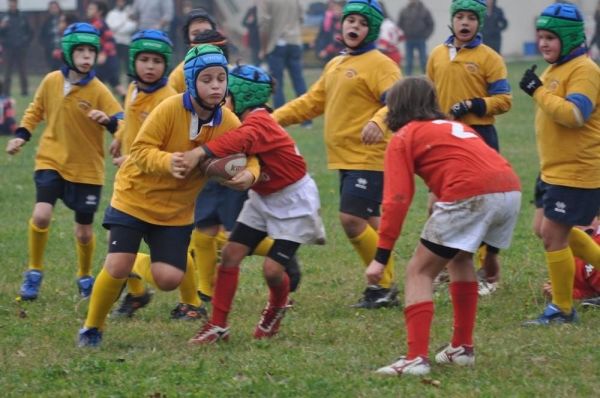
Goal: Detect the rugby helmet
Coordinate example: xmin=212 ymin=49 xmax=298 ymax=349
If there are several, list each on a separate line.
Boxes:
xmin=536 ymin=3 xmax=585 ymax=58
xmin=184 ymin=44 xmax=228 ymax=106
xmin=183 ymin=8 xmax=217 ymax=45
xmin=342 ymin=0 xmax=384 ymax=44
xmin=228 ymin=64 xmax=273 ymax=116
xmin=61 ymin=23 xmax=100 ymax=70
xmin=129 ymin=29 xmax=173 ymax=81
xmin=450 ymin=0 xmax=487 ymax=31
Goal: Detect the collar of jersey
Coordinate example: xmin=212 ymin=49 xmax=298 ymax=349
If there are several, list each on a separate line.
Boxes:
xmin=344 ymin=42 xmax=376 ymax=56
xmin=135 ymin=77 xmax=167 ymax=94
xmin=556 ymin=46 xmax=587 ymax=65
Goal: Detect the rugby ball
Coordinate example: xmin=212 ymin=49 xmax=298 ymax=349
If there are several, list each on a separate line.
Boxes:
xmin=200 ymin=153 xmax=247 ymax=182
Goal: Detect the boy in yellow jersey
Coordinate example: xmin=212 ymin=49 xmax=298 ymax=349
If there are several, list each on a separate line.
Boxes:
xmin=273 ymin=0 xmax=401 ymax=308
xmin=106 ymin=29 xmax=204 ymax=321
xmin=520 ymin=3 xmax=600 ymax=326
xmin=5 ymin=23 xmax=123 ymax=301
xmin=426 ymin=0 xmax=511 ymax=292
xmin=78 ymin=45 xmax=258 ymax=347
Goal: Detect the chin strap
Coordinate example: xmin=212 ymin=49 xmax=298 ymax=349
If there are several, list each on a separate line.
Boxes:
xmin=193 ymin=95 xmax=226 ymax=112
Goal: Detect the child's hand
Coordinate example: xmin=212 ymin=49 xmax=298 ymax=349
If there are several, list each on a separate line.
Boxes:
xmin=88 ymin=109 xmax=110 ymax=125
xmin=6 ymin=138 xmax=26 ymax=155
xmin=449 ymin=100 xmax=471 ymax=119
xmin=519 ymin=65 xmax=542 ymax=97
xmin=361 ymin=121 xmax=384 ymax=145
xmin=365 ymin=260 xmax=385 ymax=285
xmin=170 ymin=152 xmax=187 ymax=179
xmin=181 ymin=147 xmax=205 ymax=172
xmin=221 ymin=169 xmax=255 ymax=190
xmin=109 ymin=139 xmax=121 ymax=158
xmin=112 ymin=155 xmax=126 ymax=167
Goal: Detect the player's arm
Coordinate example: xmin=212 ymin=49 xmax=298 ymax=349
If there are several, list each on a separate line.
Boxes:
xmin=7 ymin=77 xmax=49 ymax=154
xmin=272 ymin=73 xmax=327 ymax=127
xmin=365 ymin=62 xmax=402 ymax=143
xmin=129 ymin=110 xmax=176 ymax=177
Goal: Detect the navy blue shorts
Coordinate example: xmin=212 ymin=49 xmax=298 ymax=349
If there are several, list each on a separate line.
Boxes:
xmin=103 ymin=205 xmax=192 ymax=271
xmin=194 ymin=180 xmax=248 ymax=231
xmin=338 ymin=170 xmax=382 ymax=219
xmin=34 ymin=169 xmax=102 ymax=225
xmin=472 ymin=125 xmax=499 ymax=152
xmin=534 ymin=176 xmax=600 ymax=226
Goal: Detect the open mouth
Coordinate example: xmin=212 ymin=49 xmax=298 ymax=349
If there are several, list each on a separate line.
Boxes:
xmin=348 ymin=32 xmax=359 ymax=39
xmin=459 ymin=28 xmax=471 ymax=34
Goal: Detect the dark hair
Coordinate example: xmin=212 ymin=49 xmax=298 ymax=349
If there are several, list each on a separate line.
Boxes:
xmin=192 ymin=29 xmax=229 ymax=60
xmin=183 ymin=8 xmax=217 ymax=45
xmin=385 ymin=76 xmax=446 ymax=131
xmin=92 ymin=1 xmax=109 ymax=17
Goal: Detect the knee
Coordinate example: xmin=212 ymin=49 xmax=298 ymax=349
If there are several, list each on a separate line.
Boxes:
xmin=31 ymin=211 xmax=52 ymax=229
xmin=339 ymin=213 xmax=365 ymax=237
xmin=263 ymin=261 xmax=284 ymax=287
xmin=221 ymin=242 xmax=247 ymax=267
xmin=75 ymin=226 xmax=93 ymax=244
xmin=154 ymin=271 xmax=183 ymax=291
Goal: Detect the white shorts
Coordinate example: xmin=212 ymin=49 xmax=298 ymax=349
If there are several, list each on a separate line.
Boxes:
xmin=237 ymin=174 xmax=326 ymax=245
xmin=421 ymin=191 xmax=521 ymax=253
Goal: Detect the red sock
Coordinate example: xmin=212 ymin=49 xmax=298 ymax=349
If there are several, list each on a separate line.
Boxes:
xmin=405 ymin=301 xmax=434 ymax=360
xmin=210 ymin=266 xmax=240 ymax=327
xmin=450 ymin=281 xmax=478 ymax=347
xmin=268 ymin=272 xmax=290 ymax=308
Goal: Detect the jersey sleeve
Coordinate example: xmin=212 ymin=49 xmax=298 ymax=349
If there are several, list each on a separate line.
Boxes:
xmin=482 ymin=52 xmax=512 ymax=116
xmin=378 ymin=131 xmax=416 ymax=250
xmin=272 ymin=73 xmax=326 ymax=126
xmin=20 ymin=75 xmax=49 ymax=133
xmin=534 ymin=62 xmax=599 ymax=128
xmin=129 ymin=103 xmax=174 ymax=176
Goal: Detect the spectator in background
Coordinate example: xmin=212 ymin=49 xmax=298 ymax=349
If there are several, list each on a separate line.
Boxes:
xmin=107 ymin=0 xmax=138 ymax=84
xmin=0 ymin=82 xmax=16 ymax=135
xmin=242 ymin=2 xmax=261 ymax=65
xmin=482 ymin=0 xmax=508 ymax=54
xmin=377 ymin=1 xmax=403 ymax=65
xmin=40 ymin=1 xmax=63 ymax=71
xmin=314 ymin=0 xmax=345 ymax=64
xmin=88 ymin=1 xmax=124 ymax=96
xmin=398 ymin=0 xmax=434 ymax=76
xmin=131 ymin=0 xmax=173 ymax=32
xmin=257 ymin=0 xmax=309 ymax=112
xmin=0 ymin=0 xmax=33 ymax=96
xmin=589 ymin=0 xmax=600 ymax=56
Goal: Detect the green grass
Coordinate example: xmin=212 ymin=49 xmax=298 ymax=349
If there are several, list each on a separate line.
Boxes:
xmin=1 ymin=61 xmax=599 ymax=397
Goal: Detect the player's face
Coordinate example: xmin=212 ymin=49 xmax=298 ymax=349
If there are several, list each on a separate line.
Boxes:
xmin=72 ymin=45 xmax=97 ymax=73
xmin=452 ymin=11 xmax=479 ymax=46
xmin=188 ymin=20 xmax=213 ymax=44
xmin=135 ymin=52 xmax=166 ymax=84
xmin=195 ymin=66 xmax=227 ymax=106
xmin=342 ymin=14 xmax=368 ymax=47
xmin=537 ymin=30 xmax=561 ymax=63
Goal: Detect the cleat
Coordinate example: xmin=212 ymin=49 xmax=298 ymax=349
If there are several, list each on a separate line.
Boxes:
xmin=375 ymin=356 xmax=431 ymax=376
xmin=170 ymin=303 xmax=207 ymax=321
xmin=581 ymin=296 xmax=600 ymax=309
xmin=523 ymin=303 xmax=578 ymax=326
xmin=188 ymin=322 xmax=230 ymax=345
xmin=253 ymin=300 xmax=292 ymax=339
xmin=351 ymin=284 xmax=400 ymax=309
xmin=78 ymin=327 xmax=103 ymax=348
xmin=477 ymin=268 xmax=497 ymax=296
xmin=435 ymin=344 xmax=475 ymax=366
xmin=77 ymin=275 xmax=95 ymax=298
xmin=286 ymin=255 xmax=302 ymax=293
xmin=198 ymin=291 xmax=212 ymax=303
xmin=19 ymin=270 xmax=43 ymax=300
xmin=113 ymin=291 xmax=152 ymax=318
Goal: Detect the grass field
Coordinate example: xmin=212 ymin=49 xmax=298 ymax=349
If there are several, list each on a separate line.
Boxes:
xmin=1 ymin=61 xmax=599 ymax=397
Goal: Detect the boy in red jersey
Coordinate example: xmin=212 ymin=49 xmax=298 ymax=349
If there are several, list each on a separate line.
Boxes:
xmin=187 ymin=64 xmax=325 ymax=344
xmin=366 ymin=76 xmax=521 ymax=376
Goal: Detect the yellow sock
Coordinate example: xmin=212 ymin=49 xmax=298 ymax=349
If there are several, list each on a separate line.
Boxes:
xmin=216 ymin=229 xmax=228 ymax=250
xmin=193 ymin=230 xmax=218 ymax=297
xmin=76 ymin=234 xmax=96 ymax=277
xmin=569 ymin=227 xmax=600 ymax=268
xmin=349 ymin=225 xmax=395 ymax=289
xmin=28 ymin=219 xmax=49 ymax=271
xmin=84 ymin=268 xmax=126 ymax=330
xmin=253 ymin=237 xmax=274 ymax=257
xmin=126 ymin=253 xmax=147 ymax=296
xmin=545 ymin=247 xmax=575 ymax=314
xmin=131 ymin=253 xmax=157 ymax=289
xmin=178 ymin=254 xmax=201 ymax=307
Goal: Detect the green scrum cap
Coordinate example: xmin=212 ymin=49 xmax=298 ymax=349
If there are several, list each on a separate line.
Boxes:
xmin=536 ymin=3 xmax=585 ymax=58
xmin=342 ymin=0 xmax=384 ymax=44
xmin=450 ymin=0 xmax=487 ymax=31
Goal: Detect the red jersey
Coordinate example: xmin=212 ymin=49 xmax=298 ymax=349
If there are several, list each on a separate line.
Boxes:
xmin=204 ymin=109 xmax=307 ymax=196
xmin=573 ymin=232 xmax=600 ymax=299
xmin=378 ymin=119 xmax=521 ymax=250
